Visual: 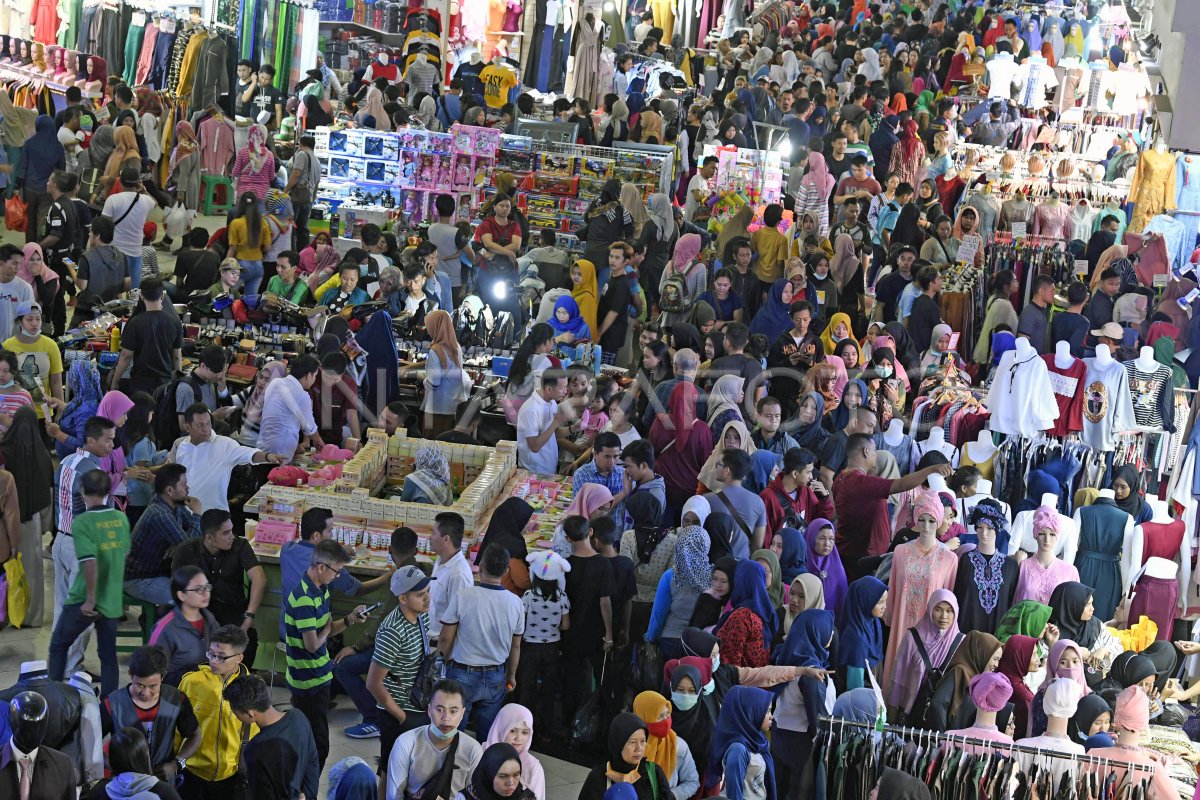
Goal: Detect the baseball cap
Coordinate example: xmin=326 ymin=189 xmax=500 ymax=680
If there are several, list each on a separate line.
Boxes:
xmin=391 ymin=564 xmax=434 ymax=595
xmin=1090 ymin=322 xmax=1124 ymax=340
xmin=15 ymin=301 xmax=40 ymax=318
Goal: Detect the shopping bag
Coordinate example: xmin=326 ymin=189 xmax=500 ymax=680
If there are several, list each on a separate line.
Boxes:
xmin=0 ymin=570 xmax=7 ymax=625
xmin=5 ymin=194 xmax=26 ymax=232
xmin=569 ymin=653 xmax=609 ymax=749
xmin=5 ymin=553 xmax=29 ymax=628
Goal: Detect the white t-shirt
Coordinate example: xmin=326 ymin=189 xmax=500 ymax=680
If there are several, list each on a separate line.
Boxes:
xmin=101 ymin=192 xmax=157 ymax=259
xmin=57 ymin=127 xmax=83 ymax=172
xmin=0 ymin=278 xmax=34 ymax=340
xmin=685 ymin=173 xmax=708 ymax=222
xmin=516 ymin=390 xmax=558 ymax=474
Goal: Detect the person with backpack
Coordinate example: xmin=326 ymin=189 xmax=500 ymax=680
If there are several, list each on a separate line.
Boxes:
xmin=658 ymin=233 xmax=707 ymax=329
xmin=760 ymin=447 xmax=834 ymax=536
xmin=886 ymin=589 xmax=963 ymax=726
xmin=70 ymin=214 xmax=129 ymax=327
xmin=164 ymin=344 xmax=232 ymax=441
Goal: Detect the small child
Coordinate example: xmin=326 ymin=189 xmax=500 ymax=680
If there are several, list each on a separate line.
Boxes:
xmin=577 ymin=375 xmax=616 ymax=445
xmin=589 ymin=516 xmax=636 ymax=649
xmin=602 ymin=391 xmax=639 ymax=452
xmin=518 ymin=550 xmax=572 ymax=737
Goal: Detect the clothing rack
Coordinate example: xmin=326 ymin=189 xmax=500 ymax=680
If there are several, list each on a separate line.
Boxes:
xmin=818 ymin=717 xmax=1156 ymax=773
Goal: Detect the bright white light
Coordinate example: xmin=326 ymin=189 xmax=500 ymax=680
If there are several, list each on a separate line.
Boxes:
xmin=493 ymin=282 xmax=508 ymax=300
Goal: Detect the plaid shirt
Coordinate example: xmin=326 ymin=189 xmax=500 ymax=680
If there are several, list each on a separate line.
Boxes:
xmin=126 ymin=496 xmax=201 ymax=579
xmin=572 ymin=462 xmax=626 ymax=528
xmin=55 ymin=449 xmax=101 ymax=535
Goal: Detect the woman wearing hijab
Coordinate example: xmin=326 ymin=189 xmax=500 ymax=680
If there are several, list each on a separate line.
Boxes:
xmin=638 ymin=194 xmax=675 ymax=308
xmin=745 ymin=450 xmax=780 ymax=496
xmin=871 ymin=768 xmax=932 ymax=800
xmin=883 ymin=490 xmax=959 ymax=688
xmin=714 ymin=559 xmax=777 ymax=668
xmin=667 ymin=322 xmax=704 ymax=357
xmin=1074 ymin=693 xmax=1114 ymax=748
xmin=601 ymin=100 xmax=630 ymax=148
xmin=890 ymin=203 xmax=926 ymax=251
xmin=662 ymin=659 xmax=716 ymax=777
xmin=483 ymin=705 xmax=545 ymax=800
xmin=357 ymin=86 xmax=391 ymax=131
xmin=459 ymin=742 xmax=536 ymax=800
xmin=421 ymin=309 xmax=464 ymax=437
xmin=749 ymin=279 xmax=797 ymax=343
xmin=631 ymin=691 xmax=700 ymax=798
xmin=476 ymin=498 xmax=535 ymax=594
xmin=801 ymin=518 xmax=845 ymax=618
xmin=651 ymin=382 xmax=713 ymax=523
xmin=995 ymin=600 xmax=1054 ymax=647
xmin=952 ymin=500 xmax=1018 ymax=635
xmin=638 ymin=109 xmax=664 ymax=145
xmin=0 ymin=406 xmax=50 ymax=626
xmin=828 ymin=234 xmax=860 ymax=298
xmin=790 ymin=393 xmax=830 ymax=456
xmin=924 ymin=630 xmax=1003 ymax=731
xmin=566 ymin=259 xmax=600 ymax=337
xmin=52 ymin=358 xmax=102 ymax=458
xmin=797 ymin=152 xmax=836 ymax=237
xmin=752 ymin=547 xmax=784 ymax=614
xmin=889 ymin=119 xmax=927 ymax=188
xmin=689 ymin=551 xmax=735 ymax=629
xmin=839 ymin=576 xmax=888 ymax=691
xmin=619 ymin=183 xmax=649 ymax=241
xmin=888 ymin=589 xmax=962 ymax=721
xmin=232 ymin=124 xmax=277 ymax=205
xmin=547 ymin=296 xmax=591 ymax=344
xmin=998 ymin=633 xmax=1039 ymax=737
xmin=659 ymin=233 xmax=707 ymax=328
xmin=705 ymin=686 xmax=777 ymax=800
xmin=401 ymin=444 xmax=453 ymax=506
xmin=578 ymin=713 xmax=672 ymax=800
xmin=582 ymin=179 xmax=634 ymax=279
xmin=706 ymin=374 xmax=745 ymax=442
xmin=782 ymin=573 xmax=826 ymax=637
xmin=1031 ymin=639 xmax=1092 ymax=735
xmin=168 ymin=120 xmax=201 ymax=210
xmin=647 ymin=527 xmax=711 ymax=659
xmin=771 ymin=608 xmax=835 ymax=797
xmin=716 ymin=206 xmax=754 ymax=268
xmin=1111 ymin=464 xmax=1152 ymax=524
xmin=621 ymin=491 xmax=673 ymax=640
xmin=698 ymin=419 xmax=756 ymax=493
xmin=328 ymin=756 xmax=376 ymax=800
xmin=302 ymin=94 xmax=335 ymax=130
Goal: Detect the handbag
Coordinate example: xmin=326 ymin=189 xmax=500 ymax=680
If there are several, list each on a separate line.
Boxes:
xmin=569 ymin=652 xmax=608 ymax=748
xmin=5 ymin=194 xmax=26 ymax=232
xmin=408 ymin=728 xmax=459 ymax=800
xmin=409 ymin=614 xmax=447 ymax=709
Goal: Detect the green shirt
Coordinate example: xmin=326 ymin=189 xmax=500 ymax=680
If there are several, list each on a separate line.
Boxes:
xmin=265 ymin=275 xmax=309 ymax=305
xmin=283 ymin=574 xmax=333 ymax=694
xmin=371 ymin=608 xmax=427 ymax=711
xmin=67 ymin=507 xmax=131 ymax=618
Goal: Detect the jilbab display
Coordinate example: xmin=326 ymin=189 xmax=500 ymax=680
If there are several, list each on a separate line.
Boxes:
xmin=706 ymin=686 xmax=778 ymax=800
xmin=881 ymin=490 xmax=959 ymax=689
xmin=1032 ymin=639 xmax=1092 ymax=737
xmin=838 ymin=576 xmax=888 ymax=691
xmin=714 ymin=559 xmax=778 ymax=668
xmin=998 ymin=634 xmax=1040 ymax=738
xmin=923 ymin=631 xmax=1004 ymax=731
xmin=805 ymin=519 xmax=849 ymax=622
xmin=1013 ymin=507 xmax=1080 ymax=605
xmin=887 ymin=589 xmax=963 ymax=723
xmin=946 ymin=672 xmax=1016 ymax=747
xmin=771 ymin=609 xmax=836 ymax=799
xmin=953 ymin=500 xmax=1019 ymax=634
xmin=662 ymin=659 xmax=716 ymax=778
xmin=577 ymin=713 xmax=672 ymax=800
xmin=689 ymin=554 xmax=736 ymax=630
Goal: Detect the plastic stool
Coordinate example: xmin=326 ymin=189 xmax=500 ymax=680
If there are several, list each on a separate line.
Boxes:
xmin=200 ymin=174 xmax=234 ymax=216
xmin=116 ymin=593 xmax=158 ymax=653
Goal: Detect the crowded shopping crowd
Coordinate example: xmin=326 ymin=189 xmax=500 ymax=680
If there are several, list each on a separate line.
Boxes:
xmin=0 ymin=0 xmax=1200 ymax=799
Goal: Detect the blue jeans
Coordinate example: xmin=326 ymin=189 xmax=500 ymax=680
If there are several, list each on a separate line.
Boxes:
xmin=127 ymin=254 xmax=143 ymax=290
xmin=50 ymin=603 xmax=118 ymax=695
xmin=123 ymin=577 xmax=172 ymax=606
xmin=446 ymin=664 xmax=506 ymax=739
xmin=333 ymin=648 xmax=378 ymax=725
xmin=238 ymin=260 xmax=264 ymax=296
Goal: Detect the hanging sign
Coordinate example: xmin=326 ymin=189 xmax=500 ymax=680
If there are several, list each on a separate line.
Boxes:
xmin=1011 ymin=222 xmax=1027 ymax=239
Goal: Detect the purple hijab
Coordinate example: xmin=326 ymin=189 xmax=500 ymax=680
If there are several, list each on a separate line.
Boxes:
xmin=805 ymin=518 xmax=848 ymax=622
xmin=888 ymin=589 xmax=961 ymax=713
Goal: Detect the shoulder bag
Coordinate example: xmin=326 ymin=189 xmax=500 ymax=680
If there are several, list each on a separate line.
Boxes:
xmin=715 ymin=490 xmax=755 ymax=546
xmin=408 ymin=613 xmax=447 ymax=709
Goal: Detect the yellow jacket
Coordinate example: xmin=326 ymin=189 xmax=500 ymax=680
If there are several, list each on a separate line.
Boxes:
xmin=177 ymin=664 xmax=259 ymax=782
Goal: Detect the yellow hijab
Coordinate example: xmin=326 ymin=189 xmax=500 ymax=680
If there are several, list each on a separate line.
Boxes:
xmin=572 ymin=259 xmax=600 ymax=336
xmin=632 ymin=691 xmax=678 ymax=778
xmin=819 ymin=312 xmax=855 ymax=355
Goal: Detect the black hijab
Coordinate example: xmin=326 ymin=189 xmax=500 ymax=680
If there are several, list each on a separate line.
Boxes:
xmin=467 ymin=743 xmax=531 ymax=800
xmin=629 ymin=491 xmax=667 ymax=563
xmin=668 ymin=662 xmax=715 ymax=774
xmin=1048 ymin=581 xmax=1102 ymax=649
xmin=670 ymin=323 xmax=704 ymax=354
xmin=1085 ymin=229 xmax=1117 ymax=271
xmin=681 ymin=626 xmax=718 ymax=660
xmin=892 ymin=204 xmax=925 ymax=249
xmin=705 ymin=513 xmax=738 ymax=562
xmin=304 ymin=95 xmax=334 ymax=129
xmin=884 ymin=321 xmax=920 ymax=371
xmin=0 ymin=406 xmax=52 ymax=522
xmin=877 ymin=768 xmax=932 ymax=800
xmin=607 ymin=712 xmax=649 ymax=773
xmin=1072 ymin=693 xmax=1112 ymax=742
xmin=1112 ymin=464 xmax=1145 ymax=520
xmin=475 ymin=497 xmax=534 ymax=564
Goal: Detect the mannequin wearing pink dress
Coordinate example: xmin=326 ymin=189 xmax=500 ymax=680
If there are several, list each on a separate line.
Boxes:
xmin=1087 ymin=687 xmax=1181 ymax=800
xmin=881 ymin=489 xmax=959 ymax=689
xmin=1014 ymin=507 xmax=1080 ymax=604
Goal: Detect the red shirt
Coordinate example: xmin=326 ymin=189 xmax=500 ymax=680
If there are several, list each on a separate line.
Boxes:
xmin=1041 ymin=355 xmax=1087 ymax=436
xmin=760 ymin=476 xmax=835 ymax=533
xmin=833 ymin=468 xmax=895 ymax=560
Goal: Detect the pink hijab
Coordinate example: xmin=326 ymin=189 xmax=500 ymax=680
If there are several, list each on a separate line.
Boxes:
xmin=672 ymin=233 xmax=703 ymax=269
xmin=565 ymin=483 xmax=614 ymax=519
xmin=484 ymin=705 xmax=545 ymax=800
xmin=1044 ymin=639 xmax=1091 ymax=696
xmin=96 ymin=390 xmax=135 ymax=505
xmin=801 ymin=152 xmax=835 ymax=195
xmin=19 ymin=243 xmax=57 ymax=287
xmin=889 ymin=588 xmax=961 ymax=712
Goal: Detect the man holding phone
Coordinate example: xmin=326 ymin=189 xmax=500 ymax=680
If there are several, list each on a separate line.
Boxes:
xmin=283 ymin=538 xmax=370 ymax=777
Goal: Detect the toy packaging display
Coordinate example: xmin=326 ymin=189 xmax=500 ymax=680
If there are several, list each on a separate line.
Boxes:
xmin=703 ymin=142 xmax=786 ymax=205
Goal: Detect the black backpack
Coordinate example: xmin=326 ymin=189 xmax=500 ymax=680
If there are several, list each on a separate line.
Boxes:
xmin=152 ymin=373 xmax=204 ymax=447
xmin=772 ymin=485 xmax=806 ymax=530
xmin=907 ymin=627 xmax=964 ymax=729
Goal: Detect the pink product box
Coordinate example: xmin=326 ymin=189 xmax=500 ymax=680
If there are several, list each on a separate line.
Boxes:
xmin=254 ymin=519 xmax=298 ymax=545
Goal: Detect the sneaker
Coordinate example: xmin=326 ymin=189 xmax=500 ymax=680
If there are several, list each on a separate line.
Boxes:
xmin=344 ymin=723 xmax=380 ymax=739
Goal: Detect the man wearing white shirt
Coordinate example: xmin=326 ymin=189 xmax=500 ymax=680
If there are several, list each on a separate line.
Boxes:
xmin=172 ymin=404 xmax=280 ymax=511
xmin=427 ymin=512 xmax=473 ymax=643
xmin=257 ymin=354 xmax=324 ymax=462
xmin=516 ymin=370 xmax=570 ymax=475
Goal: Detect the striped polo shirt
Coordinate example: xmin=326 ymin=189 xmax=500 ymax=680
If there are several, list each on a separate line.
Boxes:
xmin=283 ymin=573 xmax=333 ymax=694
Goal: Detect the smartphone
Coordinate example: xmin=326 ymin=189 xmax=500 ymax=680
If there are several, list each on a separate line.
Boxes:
xmin=362 ymin=602 xmax=382 ymax=615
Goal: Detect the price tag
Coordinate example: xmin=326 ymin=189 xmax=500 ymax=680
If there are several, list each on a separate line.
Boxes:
xmin=1179 ymin=288 xmax=1200 ymax=310
xmin=1075 ymin=259 xmax=1089 ymax=278
xmin=1011 ymin=222 xmax=1027 ymax=239
xmin=957 ymin=236 xmax=980 ymax=266
xmin=131 ymin=11 xmax=146 ymax=26
xmin=1154 ymin=274 xmax=1168 ymax=288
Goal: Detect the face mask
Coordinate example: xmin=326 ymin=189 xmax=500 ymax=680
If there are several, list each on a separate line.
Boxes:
xmin=672 ymin=692 xmax=699 ymax=711
xmin=647 ymin=717 xmax=672 ymax=737
xmin=702 ymin=679 xmax=716 ymax=695
xmin=877 ymin=366 xmax=893 ymax=378
xmin=428 ymin=723 xmax=457 ymax=741
xmin=0 ymin=380 xmax=13 ymax=389
xmin=711 ymin=655 xmax=721 ymax=672
xmin=19 ymin=324 xmax=40 ymax=338
xmin=813 ymin=268 xmax=829 ymax=280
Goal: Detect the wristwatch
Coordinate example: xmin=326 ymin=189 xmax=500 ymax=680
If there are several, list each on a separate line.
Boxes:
xmin=176 ymin=757 xmax=187 ymax=774
xmin=243 ymin=611 xmax=256 ymax=620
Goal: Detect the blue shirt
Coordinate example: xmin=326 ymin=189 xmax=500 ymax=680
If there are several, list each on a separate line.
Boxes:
xmin=874 ymin=201 xmax=902 ymax=247
xmin=697 ymin=291 xmax=743 ymax=322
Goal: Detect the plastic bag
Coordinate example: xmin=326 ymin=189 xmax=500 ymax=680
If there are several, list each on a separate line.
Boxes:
xmin=5 ymin=195 xmax=26 ymax=232
xmin=5 ymin=553 xmax=29 ymax=628
xmin=632 ymin=640 xmax=664 ymax=693
xmin=569 ymin=653 xmax=609 ymax=748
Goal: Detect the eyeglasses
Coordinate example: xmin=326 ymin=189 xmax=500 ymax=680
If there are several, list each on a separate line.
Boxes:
xmin=206 ymin=649 xmax=242 ymax=663
xmin=316 ymin=562 xmax=344 ymax=578
xmin=185 ymin=584 xmax=213 ymax=594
